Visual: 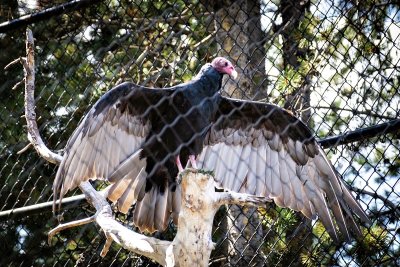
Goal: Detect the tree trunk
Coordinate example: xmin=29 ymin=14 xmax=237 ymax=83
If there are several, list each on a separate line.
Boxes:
xmin=203 ymin=0 xmax=268 ymax=266
xmin=280 ymin=1 xmax=313 ymax=266
xmin=209 ymin=0 xmax=268 ymax=100
xmin=281 ymin=0 xmax=312 ymax=123
xmin=224 ymin=205 xmax=266 ymax=267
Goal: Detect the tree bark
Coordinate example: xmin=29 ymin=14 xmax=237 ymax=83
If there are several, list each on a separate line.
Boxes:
xmin=281 ymin=0 xmax=312 ymax=123
xmin=224 ymin=205 xmax=266 ymax=267
xmin=280 ymin=0 xmax=310 ymax=68
xmin=207 ymin=0 xmax=268 ymax=100
xmin=279 ymin=1 xmax=313 ymax=266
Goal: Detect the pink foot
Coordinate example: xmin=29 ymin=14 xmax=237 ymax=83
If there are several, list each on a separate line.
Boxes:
xmin=189 ymin=155 xmax=198 ymax=169
xmin=176 ymin=155 xmax=184 ymax=173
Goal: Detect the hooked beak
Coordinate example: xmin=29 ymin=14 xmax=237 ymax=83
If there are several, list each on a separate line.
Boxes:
xmin=229 ymin=69 xmax=238 ymax=80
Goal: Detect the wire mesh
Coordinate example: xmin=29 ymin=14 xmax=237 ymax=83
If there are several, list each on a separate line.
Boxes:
xmin=0 ymin=0 xmax=399 ymax=266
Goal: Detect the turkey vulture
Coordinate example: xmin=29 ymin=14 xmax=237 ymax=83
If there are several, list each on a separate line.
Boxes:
xmin=53 ymin=57 xmax=370 ymax=242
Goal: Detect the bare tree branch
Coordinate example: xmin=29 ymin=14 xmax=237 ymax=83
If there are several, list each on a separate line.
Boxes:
xmin=4 ymin=58 xmax=21 ymax=69
xmin=350 ymin=186 xmax=400 ymax=218
xmin=217 ymin=189 xmax=270 ymax=206
xmin=0 ymin=0 xmax=101 ymax=33
xmin=21 ymin=29 xmax=62 ymax=165
xmin=315 ymin=105 xmax=397 ymax=120
xmin=48 ymin=214 xmax=96 ymax=243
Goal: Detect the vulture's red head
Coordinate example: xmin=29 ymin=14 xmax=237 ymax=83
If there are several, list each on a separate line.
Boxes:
xmin=211 ymin=57 xmax=238 ymax=79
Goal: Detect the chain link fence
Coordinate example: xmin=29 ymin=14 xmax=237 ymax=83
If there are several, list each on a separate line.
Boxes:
xmin=0 ymin=0 xmax=399 ymax=266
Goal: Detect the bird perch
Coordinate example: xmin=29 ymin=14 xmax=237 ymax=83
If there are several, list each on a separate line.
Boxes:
xmin=15 ymin=28 xmax=268 ymax=266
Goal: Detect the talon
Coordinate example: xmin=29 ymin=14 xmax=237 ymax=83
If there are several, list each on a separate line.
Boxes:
xmin=177 ymin=173 xmax=183 ymax=184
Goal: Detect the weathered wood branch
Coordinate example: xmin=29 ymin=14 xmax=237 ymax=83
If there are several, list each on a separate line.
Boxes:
xmin=169 ymin=170 xmax=269 ymax=266
xmin=17 ymin=28 xmax=268 ymax=266
xmin=22 ymin=29 xmax=62 ymax=165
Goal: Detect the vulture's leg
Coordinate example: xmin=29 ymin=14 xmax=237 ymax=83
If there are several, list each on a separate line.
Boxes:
xmin=175 ymin=155 xmax=184 ymax=172
xmin=189 ymin=155 xmax=198 ymax=169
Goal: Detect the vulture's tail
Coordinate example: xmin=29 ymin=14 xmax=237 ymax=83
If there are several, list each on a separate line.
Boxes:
xmin=107 ymin=149 xmax=147 ymax=212
xmin=132 ymin=183 xmax=181 ymax=233
xmin=106 ymin=150 xmax=179 ymax=233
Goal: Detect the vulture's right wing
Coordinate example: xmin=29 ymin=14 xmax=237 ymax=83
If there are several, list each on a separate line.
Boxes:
xmin=53 ymin=82 xmax=173 ymax=214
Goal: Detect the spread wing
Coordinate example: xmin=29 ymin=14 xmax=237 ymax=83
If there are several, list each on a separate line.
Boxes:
xmin=198 ymin=96 xmax=370 ymax=242
xmin=53 ymin=82 xmax=173 ymax=216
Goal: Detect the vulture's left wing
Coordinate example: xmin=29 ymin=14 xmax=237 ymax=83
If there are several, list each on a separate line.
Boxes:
xmin=198 ymin=96 xmax=370 ymax=242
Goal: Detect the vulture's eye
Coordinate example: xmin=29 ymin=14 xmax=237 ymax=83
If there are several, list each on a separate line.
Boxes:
xmin=224 ymin=62 xmax=228 ymax=67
